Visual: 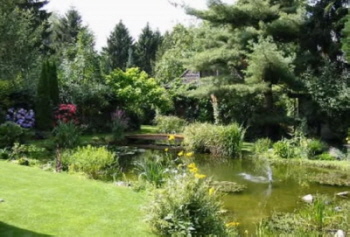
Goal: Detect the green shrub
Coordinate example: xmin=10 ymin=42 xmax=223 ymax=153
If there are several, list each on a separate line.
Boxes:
xmin=315 ymin=153 xmax=334 ymax=161
xmin=183 ymin=123 xmax=245 ymax=156
xmin=305 ymin=139 xmax=326 ymax=158
xmin=0 ymin=148 xmax=10 ymax=159
xmin=154 ymin=115 xmax=187 ymax=133
xmin=0 ymin=122 xmax=26 ymax=148
xmin=146 ymin=174 xmax=229 ymax=236
xmin=273 ymin=139 xmax=295 ymax=158
xmin=62 ymin=145 xmax=116 ymax=179
xmin=52 ymin=122 xmax=81 ymax=149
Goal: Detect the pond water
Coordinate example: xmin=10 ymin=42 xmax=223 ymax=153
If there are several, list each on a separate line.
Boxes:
xmin=194 ymin=156 xmax=349 ymax=232
xmin=118 ymin=148 xmax=349 ymax=232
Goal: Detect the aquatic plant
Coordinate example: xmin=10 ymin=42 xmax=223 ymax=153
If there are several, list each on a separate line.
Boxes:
xmin=259 ymin=195 xmax=350 ymax=235
xmin=134 ymin=153 xmax=174 ymax=188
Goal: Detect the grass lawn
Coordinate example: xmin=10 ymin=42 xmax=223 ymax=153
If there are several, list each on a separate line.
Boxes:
xmin=0 ymin=161 xmax=155 ymax=237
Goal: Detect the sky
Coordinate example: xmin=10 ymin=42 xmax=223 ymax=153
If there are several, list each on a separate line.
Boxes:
xmin=45 ymin=0 xmax=210 ymax=50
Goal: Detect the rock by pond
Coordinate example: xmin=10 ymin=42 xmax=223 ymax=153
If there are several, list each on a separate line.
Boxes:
xmin=336 ymin=191 xmax=350 ymax=198
xmin=301 ymin=194 xmax=313 ymax=203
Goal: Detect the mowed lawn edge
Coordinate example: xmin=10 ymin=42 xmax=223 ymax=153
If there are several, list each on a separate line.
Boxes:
xmin=0 ymin=161 xmax=155 ymax=237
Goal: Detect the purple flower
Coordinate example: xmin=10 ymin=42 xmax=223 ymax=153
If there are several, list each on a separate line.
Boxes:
xmin=6 ymin=107 xmax=35 ymax=128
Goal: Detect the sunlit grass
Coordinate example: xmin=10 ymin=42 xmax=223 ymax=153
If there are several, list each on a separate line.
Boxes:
xmin=0 ymin=161 xmax=155 ymax=237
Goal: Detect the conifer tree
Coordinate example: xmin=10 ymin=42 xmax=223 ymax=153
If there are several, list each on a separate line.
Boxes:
xmin=341 ymin=13 xmax=350 ymax=63
xmin=50 ymin=8 xmax=85 ymax=58
xmin=104 ymin=21 xmax=133 ymax=71
xmin=48 ymin=61 xmax=59 ymax=107
xmin=135 ymin=23 xmax=163 ymax=75
xmin=36 ymin=61 xmax=52 ymax=130
xmin=186 ymin=0 xmax=304 ymax=136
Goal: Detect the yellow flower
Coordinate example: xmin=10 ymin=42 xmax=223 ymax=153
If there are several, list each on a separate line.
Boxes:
xmin=244 ymin=230 xmax=248 ymax=235
xmin=225 ymin=222 xmax=240 ymax=227
xmin=187 ymin=163 xmax=199 ymax=173
xmin=194 ymin=173 xmax=206 ymax=179
xmin=209 ymin=187 xmax=215 ymax=196
xmin=164 ymin=148 xmax=169 ymax=152
xmin=177 ymin=151 xmax=184 ymax=156
xmin=185 ymin=152 xmax=194 ymax=157
xmin=187 ymin=163 xmax=196 ymax=169
xmin=168 ymin=135 xmax=175 ymax=141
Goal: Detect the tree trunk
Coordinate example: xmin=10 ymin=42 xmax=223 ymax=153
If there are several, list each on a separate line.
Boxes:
xmin=210 ymin=94 xmax=220 ymax=125
xmin=263 ymin=85 xmax=274 ymax=137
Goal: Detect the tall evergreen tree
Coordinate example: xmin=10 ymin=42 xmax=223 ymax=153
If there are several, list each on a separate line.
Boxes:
xmin=57 ymin=8 xmax=84 ymax=45
xmin=48 ymin=61 xmax=59 ymax=107
xmin=135 ymin=23 xmax=163 ymax=75
xmin=60 ymin=28 xmax=100 ymax=84
xmin=186 ymin=0 xmax=304 ymax=136
xmin=104 ymin=21 xmax=133 ymax=71
xmin=0 ymin=0 xmax=43 ymax=84
xmin=299 ymin=0 xmax=349 ymax=69
xmin=36 ymin=61 xmax=52 ymax=130
xmin=49 ymin=8 xmax=85 ymax=58
xmin=341 ymin=13 xmax=350 ymax=63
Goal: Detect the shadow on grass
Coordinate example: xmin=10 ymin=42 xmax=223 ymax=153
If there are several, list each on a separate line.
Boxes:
xmin=0 ymin=222 xmax=52 ymax=237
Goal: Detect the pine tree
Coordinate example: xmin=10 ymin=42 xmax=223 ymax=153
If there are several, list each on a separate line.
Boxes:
xmin=299 ymin=0 xmax=349 ymax=69
xmin=341 ymin=13 xmax=350 ymax=63
xmin=0 ymin=0 xmax=44 ymax=82
xmin=186 ymin=0 xmax=304 ymax=136
xmin=57 ymin=8 xmax=84 ymax=45
xmin=104 ymin=21 xmax=133 ymax=71
xmin=50 ymin=8 xmax=85 ymax=58
xmin=135 ymin=23 xmax=163 ymax=75
xmin=17 ymin=0 xmax=51 ymax=53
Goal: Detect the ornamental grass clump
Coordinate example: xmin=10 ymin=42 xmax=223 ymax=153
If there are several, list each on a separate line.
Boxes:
xmin=183 ymin=123 xmax=245 ymax=156
xmin=146 ymin=173 xmax=229 ymax=236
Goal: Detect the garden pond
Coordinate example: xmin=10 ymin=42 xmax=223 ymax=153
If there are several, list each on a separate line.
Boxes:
xmin=116 ymin=148 xmax=350 ymax=232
